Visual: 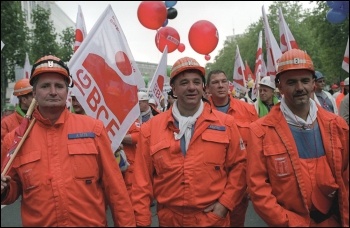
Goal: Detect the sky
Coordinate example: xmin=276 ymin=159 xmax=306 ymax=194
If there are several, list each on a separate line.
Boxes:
xmin=56 ymin=1 xmax=315 ymax=67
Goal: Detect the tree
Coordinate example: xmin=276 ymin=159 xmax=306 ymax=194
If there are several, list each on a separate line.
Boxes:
xmin=29 ymin=6 xmax=59 ymax=62
xmin=58 ymin=27 xmax=75 ymax=62
xmin=1 ymin=1 xmax=29 ymax=107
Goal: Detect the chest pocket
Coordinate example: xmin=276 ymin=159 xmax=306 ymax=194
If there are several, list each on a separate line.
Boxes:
xmin=12 ymin=150 xmax=41 ymax=192
xmin=235 ymin=121 xmax=251 ymax=147
xmin=68 ymin=141 xmax=98 ymax=180
xmin=201 ymin=131 xmax=229 ymax=165
xmin=150 ymin=140 xmax=171 ymax=175
xmin=263 ymin=143 xmax=292 ymax=178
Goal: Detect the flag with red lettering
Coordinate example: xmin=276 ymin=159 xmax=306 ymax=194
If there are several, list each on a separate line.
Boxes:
xmin=252 ymin=31 xmax=263 ymax=101
xmin=244 ymin=60 xmax=255 ymax=81
xmin=262 ymin=5 xmax=282 ymax=82
xmin=74 ymin=5 xmax=87 ymax=53
xmin=68 ymin=5 xmax=145 ymax=152
xmin=232 ymin=45 xmax=247 ymax=95
xmin=342 ymin=37 xmax=349 ymax=73
xmin=278 ymin=7 xmax=299 ymax=53
xmin=23 ymin=53 xmax=31 ymax=79
xmin=147 ymin=46 xmax=167 ymax=107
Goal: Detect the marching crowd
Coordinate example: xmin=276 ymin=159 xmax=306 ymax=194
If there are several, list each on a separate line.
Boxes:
xmin=1 ymin=49 xmax=349 ymax=227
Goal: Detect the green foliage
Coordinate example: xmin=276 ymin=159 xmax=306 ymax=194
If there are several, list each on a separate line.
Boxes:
xmin=1 ymin=1 xmax=29 ymax=107
xmin=207 ymin=1 xmax=349 ymax=85
xmin=58 ymin=27 xmax=75 ymax=62
xmin=29 ymin=6 xmax=59 ymax=62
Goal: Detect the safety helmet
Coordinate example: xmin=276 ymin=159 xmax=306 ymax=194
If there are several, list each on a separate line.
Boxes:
xmin=345 ymin=77 xmax=349 ymax=86
xmin=259 ymin=76 xmax=276 ymax=90
xmin=148 ymin=98 xmax=157 ymax=106
xmin=170 ymin=57 xmax=205 ymax=84
xmin=314 ymin=71 xmax=324 ymax=81
xmin=247 ymin=79 xmax=254 ymax=89
xmin=331 ymin=84 xmax=339 ymax=90
xmin=276 ymin=49 xmax=314 ymax=82
xmin=137 ymin=91 xmax=149 ymax=101
xmin=30 ymin=55 xmax=70 ymax=86
xmin=13 ymin=78 xmax=33 ymax=96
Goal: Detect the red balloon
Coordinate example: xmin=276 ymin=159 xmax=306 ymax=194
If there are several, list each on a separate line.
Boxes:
xmin=177 ymin=43 xmax=185 ymax=52
xmin=188 ymin=20 xmax=219 ymax=55
xmin=205 ymin=55 xmax=211 ymax=61
xmin=155 ymin=26 xmax=180 ymax=53
xmin=137 ymin=1 xmax=167 ymax=30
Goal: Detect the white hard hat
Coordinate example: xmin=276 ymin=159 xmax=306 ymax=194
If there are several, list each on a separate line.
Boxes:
xmin=148 ymin=98 xmax=157 ymax=105
xmin=137 ymin=91 xmax=149 ymax=101
xmin=259 ymin=76 xmax=276 ymax=90
xmin=345 ymin=77 xmax=349 ymax=86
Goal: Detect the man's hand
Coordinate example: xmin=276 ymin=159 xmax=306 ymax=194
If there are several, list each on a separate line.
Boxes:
xmin=1 ymin=174 xmax=11 ymax=194
xmin=203 ymin=201 xmax=228 ymax=218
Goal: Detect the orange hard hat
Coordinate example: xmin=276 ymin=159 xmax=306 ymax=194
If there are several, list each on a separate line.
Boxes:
xmin=170 ymin=57 xmax=205 ymax=83
xmin=30 ymin=55 xmax=70 ymax=86
xmin=276 ymin=49 xmax=314 ymax=82
xmin=13 ymin=78 xmax=33 ymax=96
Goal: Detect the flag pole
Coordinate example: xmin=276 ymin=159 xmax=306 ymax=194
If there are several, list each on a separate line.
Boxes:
xmin=1 ymin=98 xmax=37 ymax=176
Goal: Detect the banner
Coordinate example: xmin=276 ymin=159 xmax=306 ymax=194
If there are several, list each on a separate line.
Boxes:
xmin=342 ymin=37 xmax=349 ymax=73
xmin=74 ymin=5 xmax=87 ymax=53
xmin=252 ymin=31 xmax=263 ymax=101
xmin=278 ymin=7 xmax=299 ymax=53
xmin=147 ymin=46 xmax=167 ymax=108
xmin=262 ymin=5 xmax=282 ymax=82
xmin=244 ymin=60 xmax=255 ymax=81
xmin=68 ymin=5 xmax=144 ymax=151
xmin=23 ymin=53 xmax=31 ymax=79
xmin=232 ymin=45 xmax=247 ymax=95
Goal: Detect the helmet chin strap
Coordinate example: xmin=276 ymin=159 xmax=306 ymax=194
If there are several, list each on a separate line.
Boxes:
xmin=68 ymin=75 xmax=74 ymax=88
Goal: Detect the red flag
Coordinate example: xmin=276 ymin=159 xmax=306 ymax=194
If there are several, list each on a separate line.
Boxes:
xmin=342 ymin=37 xmax=349 ymax=73
xmin=262 ymin=5 xmax=282 ymax=82
xmin=252 ymin=31 xmax=263 ymax=101
xmin=74 ymin=5 xmax=87 ymax=53
xmin=232 ymin=45 xmax=247 ymax=95
xmin=244 ymin=60 xmax=255 ymax=81
xmin=278 ymin=7 xmax=299 ymax=53
xmin=147 ymin=46 xmax=167 ymax=107
xmin=68 ymin=5 xmax=144 ymax=152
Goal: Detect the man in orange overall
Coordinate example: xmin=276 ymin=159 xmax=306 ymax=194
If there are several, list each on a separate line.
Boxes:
xmin=1 ymin=78 xmax=34 ymax=143
xmin=131 ymin=57 xmax=247 ymax=227
xmin=206 ymin=69 xmax=258 ymax=227
xmin=1 ymin=55 xmax=135 ymax=227
xmin=247 ymin=49 xmax=349 ymax=227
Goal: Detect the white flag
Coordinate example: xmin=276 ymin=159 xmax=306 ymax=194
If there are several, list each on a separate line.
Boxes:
xmin=1 ymin=40 xmax=4 ymax=51
xmin=23 ymin=53 xmax=31 ymax=79
xmin=262 ymin=5 xmax=282 ymax=83
xmin=68 ymin=5 xmax=143 ymax=152
xmin=74 ymin=5 xmax=87 ymax=53
xmin=147 ymin=46 xmax=167 ymax=108
xmin=252 ymin=31 xmax=263 ymax=101
xmin=278 ymin=7 xmax=299 ymax=53
xmin=342 ymin=37 xmax=349 ymax=73
xmin=232 ymin=45 xmax=247 ymax=95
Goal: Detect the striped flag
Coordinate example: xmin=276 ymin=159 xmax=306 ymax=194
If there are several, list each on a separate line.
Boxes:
xmin=342 ymin=37 xmax=349 ymax=73
xmin=252 ymin=31 xmax=263 ymax=101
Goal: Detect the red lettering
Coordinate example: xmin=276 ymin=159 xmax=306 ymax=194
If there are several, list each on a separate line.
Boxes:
xmin=87 ymin=87 xmax=101 ymax=112
xmin=105 ymin=119 xmax=120 ymax=139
